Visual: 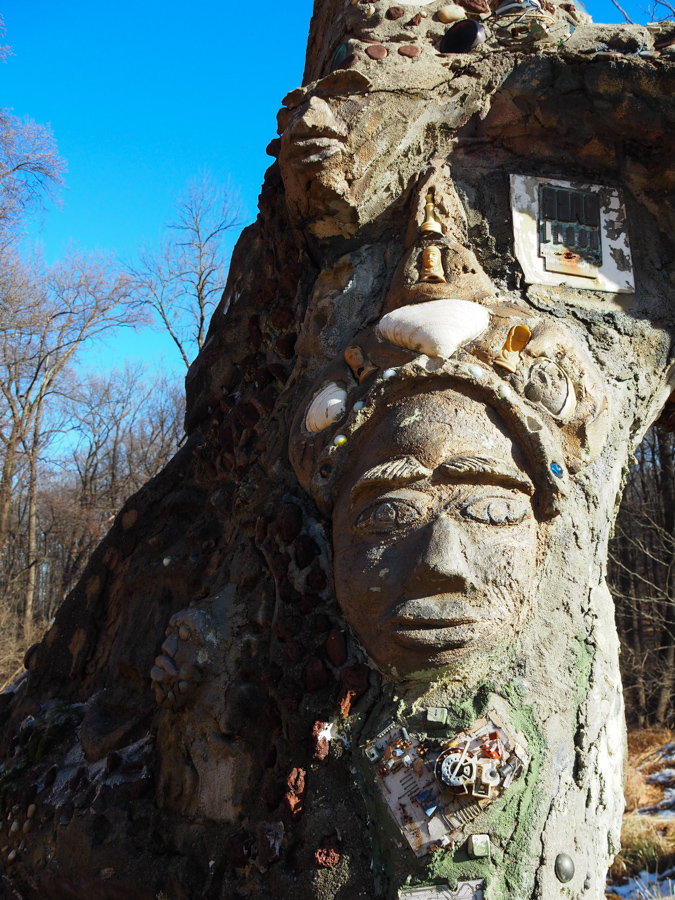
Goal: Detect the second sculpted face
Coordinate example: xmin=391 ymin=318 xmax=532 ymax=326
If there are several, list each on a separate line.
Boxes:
xmin=332 ymin=386 xmax=538 ymax=676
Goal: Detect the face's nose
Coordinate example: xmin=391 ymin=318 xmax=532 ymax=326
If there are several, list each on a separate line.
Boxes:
xmin=290 ymin=96 xmax=347 ymax=140
xmin=403 ymin=515 xmax=472 ymax=595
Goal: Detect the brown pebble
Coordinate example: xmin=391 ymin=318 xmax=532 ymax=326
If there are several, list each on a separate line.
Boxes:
xmin=326 ymin=629 xmax=348 ymax=667
xmin=303 ymin=657 xmax=330 ymax=692
xmin=337 ymin=53 xmax=359 ymax=69
xmin=398 ymin=44 xmax=421 ymax=57
xmin=284 ymin=641 xmax=306 ymax=663
xmin=407 ymin=13 xmax=423 ymax=25
xmin=456 ymin=0 xmax=490 ymax=12
xmin=386 ymin=6 xmax=404 ymax=18
xmin=366 ymin=43 xmax=388 ymax=59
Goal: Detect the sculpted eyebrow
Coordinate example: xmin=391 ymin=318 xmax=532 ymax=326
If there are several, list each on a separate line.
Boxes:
xmin=350 ymin=456 xmax=432 ymax=504
xmin=435 ymin=455 xmax=534 ymax=495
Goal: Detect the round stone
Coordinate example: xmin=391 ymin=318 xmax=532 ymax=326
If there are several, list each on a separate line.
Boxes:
xmin=551 ymin=463 xmax=564 ymax=479
xmin=382 ymin=368 xmax=397 ymax=379
xmin=468 ymin=364 xmax=485 ymax=379
xmin=386 ymin=6 xmax=405 ymax=18
xmin=555 ymin=853 xmax=575 ymax=884
xmin=437 ymin=3 xmax=466 ymax=22
xmin=366 ymin=43 xmax=388 ymax=59
xmin=353 ymin=401 xmax=365 ymax=411
xmin=334 ymin=434 xmax=348 ymax=447
xmin=398 ymin=44 xmax=421 ymax=57
xmin=498 ymin=383 xmax=513 ymax=400
xmin=162 ymin=556 xmax=171 ymax=567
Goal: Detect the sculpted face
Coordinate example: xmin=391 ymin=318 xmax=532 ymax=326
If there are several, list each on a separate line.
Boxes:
xmin=332 ymin=386 xmax=538 ymax=676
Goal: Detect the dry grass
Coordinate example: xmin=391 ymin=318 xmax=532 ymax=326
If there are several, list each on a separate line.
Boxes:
xmin=610 ymin=816 xmax=675 ymax=882
xmin=610 ymin=728 xmax=675 ymax=884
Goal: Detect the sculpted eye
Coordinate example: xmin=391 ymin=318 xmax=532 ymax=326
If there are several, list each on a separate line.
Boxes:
xmin=355 ymin=499 xmax=423 ymax=534
xmin=461 ymin=497 xmax=530 ymax=526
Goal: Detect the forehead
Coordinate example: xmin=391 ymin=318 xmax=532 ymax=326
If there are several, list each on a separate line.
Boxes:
xmin=344 ymin=386 xmax=522 ymax=479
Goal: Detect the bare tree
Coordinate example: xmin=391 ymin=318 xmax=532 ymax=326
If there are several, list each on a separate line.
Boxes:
xmin=0 ymin=109 xmax=66 ymax=246
xmin=126 ymin=173 xmax=242 ymax=368
xmin=0 ymin=14 xmax=12 ymax=64
xmin=0 ymin=247 xmax=133 ymax=629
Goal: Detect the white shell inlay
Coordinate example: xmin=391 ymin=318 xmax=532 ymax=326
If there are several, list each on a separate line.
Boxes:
xmin=305 ymin=382 xmax=347 ymax=433
xmin=378 ymin=299 xmax=490 ymax=360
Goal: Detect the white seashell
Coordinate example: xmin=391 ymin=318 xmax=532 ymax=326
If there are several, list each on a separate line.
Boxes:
xmin=306 ymin=382 xmax=347 ymax=434
xmin=378 ymin=299 xmax=489 ymax=359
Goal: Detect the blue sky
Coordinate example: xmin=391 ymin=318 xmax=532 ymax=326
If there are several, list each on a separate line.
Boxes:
xmin=0 ymin=0 xmax=660 ymax=376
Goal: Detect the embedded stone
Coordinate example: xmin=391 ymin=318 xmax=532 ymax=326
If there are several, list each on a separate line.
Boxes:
xmin=326 ymin=628 xmax=347 ymax=667
xmin=315 ymin=834 xmax=341 ymax=867
xmin=437 ymin=3 xmax=466 ymax=21
xmin=366 ymin=44 xmax=388 ymax=60
xmin=303 ymin=657 xmax=330 ymax=691
xmin=555 ymin=853 xmax=575 ymax=883
xmin=386 ymin=6 xmax=405 ymax=18
xmin=398 ymin=45 xmax=421 ymax=57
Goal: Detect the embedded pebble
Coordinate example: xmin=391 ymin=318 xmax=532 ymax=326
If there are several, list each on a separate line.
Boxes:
xmin=468 ymin=364 xmax=485 ymax=379
xmin=162 ymin=556 xmax=171 ymax=567
xmin=383 ymin=368 xmax=397 ymax=379
xmin=408 ymin=13 xmax=423 ymax=24
xmin=498 ymin=383 xmax=513 ymax=400
xmin=178 ymin=625 xmax=190 ymax=641
xmin=8 ymin=849 xmax=16 ymax=862
xmin=437 ymin=3 xmax=466 ymax=21
xmin=366 ymin=44 xmax=388 ymax=59
xmin=22 ymin=820 xmax=32 ymax=834
xmin=398 ymin=44 xmax=421 ymax=57
xmin=178 ymin=680 xmax=190 ymax=694
xmin=334 ymin=435 xmax=348 ymax=447
xmin=10 ymin=821 xmax=19 ymax=834
xmin=386 ymin=6 xmax=405 ymax=17
xmin=353 ymin=401 xmax=365 ymax=411
xmin=167 ymin=689 xmax=176 ymax=703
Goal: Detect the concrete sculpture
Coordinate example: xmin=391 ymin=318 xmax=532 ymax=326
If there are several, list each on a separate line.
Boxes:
xmin=2 ymin=1 xmax=675 ymax=898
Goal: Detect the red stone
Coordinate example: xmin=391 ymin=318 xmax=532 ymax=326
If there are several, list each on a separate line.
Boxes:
xmin=310 ymin=720 xmax=330 ymax=761
xmin=337 ymin=664 xmax=370 ymax=716
xmin=274 ymin=615 xmax=302 ymax=641
xmin=398 ymin=44 xmax=420 ymax=57
xmin=224 ymin=830 xmax=254 ymax=868
xmin=279 ymin=578 xmax=302 ymax=604
xmin=307 ymin=566 xmax=327 ymax=591
xmin=274 ymin=333 xmax=297 ymax=360
xmin=326 ymin=628 xmax=347 ymax=667
xmin=337 ymin=53 xmax=359 ymax=69
xmin=303 ymin=656 xmax=330 ymax=691
xmin=386 ymin=6 xmax=404 ymax=18
xmin=366 ymin=44 xmax=388 ymax=60
xmin=261 ymin=779 xmax=286 ymax=811
xmin=300 ymin=593 xmax=319 ymax=613
xmin=284 ymin=641 xmax=306 ymax=663
xmin=269 ymin=552 xmax=290 ymax=580
xmin=270 ymin=306 xmax=294 ymax=331
xmin=256 ymin=824 xmax=281 ymax=870
xmin=456 ymin=0 xmax=490 ymax=11
xmin=407 ymin=13 xmax=423 ymax=24
xmin=275 ymin=503 xmax=303 ymax=543
xmin=284 ymin=767 xmax=306 ymax=819
xmin=315 ymin=834 xmax=341 ymax=868
xmin=294 ymin=533 xmax=319 ymax=569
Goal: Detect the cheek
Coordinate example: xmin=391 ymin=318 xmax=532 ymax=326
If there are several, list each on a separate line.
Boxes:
xmin=467 ymin=524 xmax=536 ymax=592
